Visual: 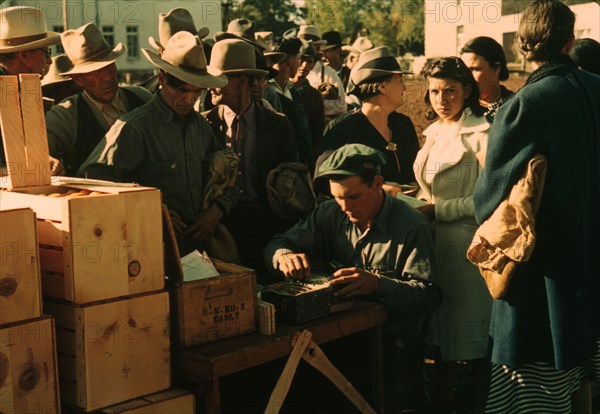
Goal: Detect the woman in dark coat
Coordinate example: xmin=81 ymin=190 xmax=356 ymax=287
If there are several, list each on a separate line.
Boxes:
xmin=317 ymin=47 xmax=420 ymax=196
xmin=473 ymin=1 xmax=600 ymax=412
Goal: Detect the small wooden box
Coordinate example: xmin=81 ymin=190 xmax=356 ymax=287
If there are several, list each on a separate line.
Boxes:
xmin=0 ymin=208 xmax=42 ymax=325
xmin=0 ymin=185 xmax=164 ymax=304
xmin=44 ymin=291 xmax=171 ymax=412
xmin=99 ymin=389 xmax=194 ymax=414
xmin=173 ymin=260 xmax=257 ymax=348
xmin=0 ymin=316 xmax=60 ymax=414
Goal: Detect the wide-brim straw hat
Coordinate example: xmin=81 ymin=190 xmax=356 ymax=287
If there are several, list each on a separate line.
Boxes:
xmin=210 ymin=38 xmax=268 ymax=78
xmin=41 ymin=54 xmax=73 ymax=87
xmin=0 ymin=6 xmax=60 ymax=53
xmin=142 ymin=31 xmax=228 ymax=89
xmin=148 ymin=8 xmax=209 ymax=51
xmin=350 ymin=46 xmax=411 ymax=86
xmin=297 ymin=25 xmax=327 ymax=46
xmin=61 ymin=23 xmax=125 ymax=75
xmin=342 ymin=36 xmax=375 ymax=55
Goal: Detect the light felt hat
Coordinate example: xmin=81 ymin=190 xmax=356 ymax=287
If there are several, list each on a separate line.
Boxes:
xmin=61 ymin=23 xmax=126 ymax=75
xmin=209 ymin=38 xmax=268 ymax=78
xmin=297 ymin=25 xmax=327 ymax=46
xmin=41 ymin=54 xmax=73 ymax=87
xmin=254 ymin=33 xmax=286 ymax=65
xmin=0 ymin=6 xmax=60 ymax=53
xmin=213 ymin=19 xmax=264 ymax=52
xmin=350 ymin=46 xmax=411 ymax=86
xmin=342 ymin=36 xmax=375 ymax=55
xmin=142 ymin=31 xmax=228 ymax=89
xmin=148 ymin=8 xmax=209 ymax=51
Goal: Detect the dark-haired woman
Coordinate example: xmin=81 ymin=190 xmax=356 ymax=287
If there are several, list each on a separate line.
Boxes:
xmin=414 ymin=57 xmax=492 ymax=414
xmin=474 ymin=1 xmax=600 ymax=413
xmin=460 ymin=36 xmax=513 ymax=123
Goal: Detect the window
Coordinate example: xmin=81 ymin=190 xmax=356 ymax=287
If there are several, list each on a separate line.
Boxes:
xmin=456 ymin=26 xmax=465 ymax=55
xmin=126 ymin=26 xmax=139 ymax=59
xmin=53 ymin=26 xmax=64 ymax=53
xmin=102 ymin=26 xmax=115 ymax=49
xmin=502 ymin=31 xmax=519 ymax=63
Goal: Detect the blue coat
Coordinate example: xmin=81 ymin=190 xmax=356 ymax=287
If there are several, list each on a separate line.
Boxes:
xmin=474 ymin=59 xmax=600 ymax=370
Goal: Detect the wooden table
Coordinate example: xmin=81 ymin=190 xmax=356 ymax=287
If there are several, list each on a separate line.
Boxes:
xmin=178 ymin=300 xmax=387 ymax=414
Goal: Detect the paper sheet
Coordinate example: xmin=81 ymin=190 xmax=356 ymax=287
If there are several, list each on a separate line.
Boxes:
xmin=181 ymin=250 xmax=220 ymax=282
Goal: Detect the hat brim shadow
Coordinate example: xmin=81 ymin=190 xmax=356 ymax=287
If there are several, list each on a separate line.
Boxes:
xmin=62 ymin=43 xmax=127 ymax=75
xmin=142 ymin=47 xmax=228 ymax=89
xmin=0 ymin=32 xmax=60 ymax=53
xmin=221 ymin=68 xmax=269 ymax=78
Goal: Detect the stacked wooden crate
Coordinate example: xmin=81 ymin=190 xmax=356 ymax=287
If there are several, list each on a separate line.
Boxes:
xmin=0 ymin=207 xmax=61 ymax=413
xmin=0 ymin=74 xmax=192 ymax=412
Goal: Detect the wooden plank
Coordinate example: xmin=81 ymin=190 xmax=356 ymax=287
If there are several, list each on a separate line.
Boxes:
xmin=37 ymin=219 xmax=67 ymax=246
xmin=39 ymin=246 xmax=65 ymax=274
xmin=100 ymin=389 xmax=195 ymax=414
xmin=0 ymin=76 xmax=27 ymax=188
xmin=19 ymin=74 xmax=51 ymax=187
xmin=179 ymin=300 xmax=386 ymax=381
xmin=0 ymin=316 xmax=60 ymax=413
xmin=41 ymin=271 xmax=66 ymax=299
xmin=0 ymin=190 xmax=65 ymax=222
xmin=0 ymin=208 xmax=42 ymax=325
xmin=55 ymin=327 xmax=77 ymax=356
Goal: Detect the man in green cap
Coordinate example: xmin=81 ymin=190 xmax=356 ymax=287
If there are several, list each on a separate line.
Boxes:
xmin=264 ymin=143 xmax=440 ymax=412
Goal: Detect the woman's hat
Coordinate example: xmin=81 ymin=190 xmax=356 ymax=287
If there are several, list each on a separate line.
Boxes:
xmin=350 ymin=46 xmax=411 ymax=86
xmin=142 ymin=31 xmax=228 ymax=89
xmin=61 ymin=23 xmax=126 ymax=75
xmin=0 ymin=6 xmax=60 ymax=53
xmin=41 ymin=54 xmax=73 ymax=87
xmin=148 ymin=8 xmax=209 ymax=51
xmin=209 ymin=38 xmax=268 ymax=78
xmin=297 ymin=25 xmax=327 ymax=46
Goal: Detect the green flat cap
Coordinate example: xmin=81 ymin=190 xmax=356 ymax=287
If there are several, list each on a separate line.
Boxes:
xmin=318 ymin=144 xmax=386 ymax=177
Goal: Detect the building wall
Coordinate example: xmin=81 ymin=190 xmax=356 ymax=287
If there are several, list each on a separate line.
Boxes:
xmin=3 ymin=0 xmax=223 ymax=73
xmin=424 ymin=0 xmax=600 ymax=60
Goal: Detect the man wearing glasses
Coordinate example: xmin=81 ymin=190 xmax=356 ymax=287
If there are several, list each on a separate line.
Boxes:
xmin=0 ymin=6 xmax=61 ymax=174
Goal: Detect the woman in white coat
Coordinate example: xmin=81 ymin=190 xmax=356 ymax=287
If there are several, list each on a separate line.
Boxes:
xmin=414 ymin=57 xmax=492 ymax=414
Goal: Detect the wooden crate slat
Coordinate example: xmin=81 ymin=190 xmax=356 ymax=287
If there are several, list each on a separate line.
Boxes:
xmin=0 ymin=76 xmax=27 ymax=188
xmin=19 ymin=74 xmax=51 ymax=187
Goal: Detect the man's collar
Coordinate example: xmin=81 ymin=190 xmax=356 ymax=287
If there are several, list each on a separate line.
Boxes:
xmin=372 ymin=192 xmax=392 ymax=233
xmin=223 ymin=103 xmax=255 ymax=128
xmin=83 ymin=89 xmax=124 ymax=112
xmin=153 ymin=92 xmax=177 ymax=124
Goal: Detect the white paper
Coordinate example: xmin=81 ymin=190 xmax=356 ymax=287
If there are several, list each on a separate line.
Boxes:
xmin=181 ymin=250 xmax=220 ymax=282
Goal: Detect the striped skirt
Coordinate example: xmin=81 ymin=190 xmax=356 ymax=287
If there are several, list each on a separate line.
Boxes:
xmin=486 ymin=339 xmax=600 ymax=413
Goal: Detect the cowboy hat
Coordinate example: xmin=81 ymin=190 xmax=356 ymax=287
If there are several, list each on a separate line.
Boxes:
xmin=142 ymin=31 xmax=228 ymax=89
xmin=209 ymin=38 xmax=268 ymax=78
xmin=321 ymin=31 xmax=345 ymax=51
xmin=254 ymin=33 xmax=286 ymax=65
xmin=213 ymin=18 xmax=264 ymax=52
xmin=61 ymin=23 xmax=126 ymax=75
xmin=342 ymin=36 xmax=375 ymax=55
xmin=0 ymin=6 xmax=60 ymax=53
xmin=148 ymin=8 xmax=209 ymax=51
xmin=41 ymin=54 xmax=73 ymax=87
xmin=297 ymin=25 xmax=327 ymax=46
xmin=350 ymin=46 xmax=411 ymax=86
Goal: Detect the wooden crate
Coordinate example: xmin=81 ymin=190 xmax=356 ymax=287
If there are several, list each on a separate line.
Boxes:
xmin=173 ymin=260 xmax=258 ymax=348
xmin=0 ymin=208 xmax=42 ymax=325
xmin=0 ymin=185 xmax=164 ymax=304
xmin=44 ymin=291 xmax=171 ymax=412
xmin=99 ymin=389 xmax=194 ymax=414
xmin=0 ymin=316 xmax=60 ymax=414
xmin=0 ymin=74 xmax=163 ymax=304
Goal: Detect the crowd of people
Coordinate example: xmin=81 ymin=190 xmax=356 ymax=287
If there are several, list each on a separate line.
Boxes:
xmin=1 ymin=1 xmax=599 ymax=413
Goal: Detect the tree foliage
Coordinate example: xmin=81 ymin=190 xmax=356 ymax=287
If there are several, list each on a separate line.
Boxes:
xmin=223 ymin=0 xmax=425 ymax=56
